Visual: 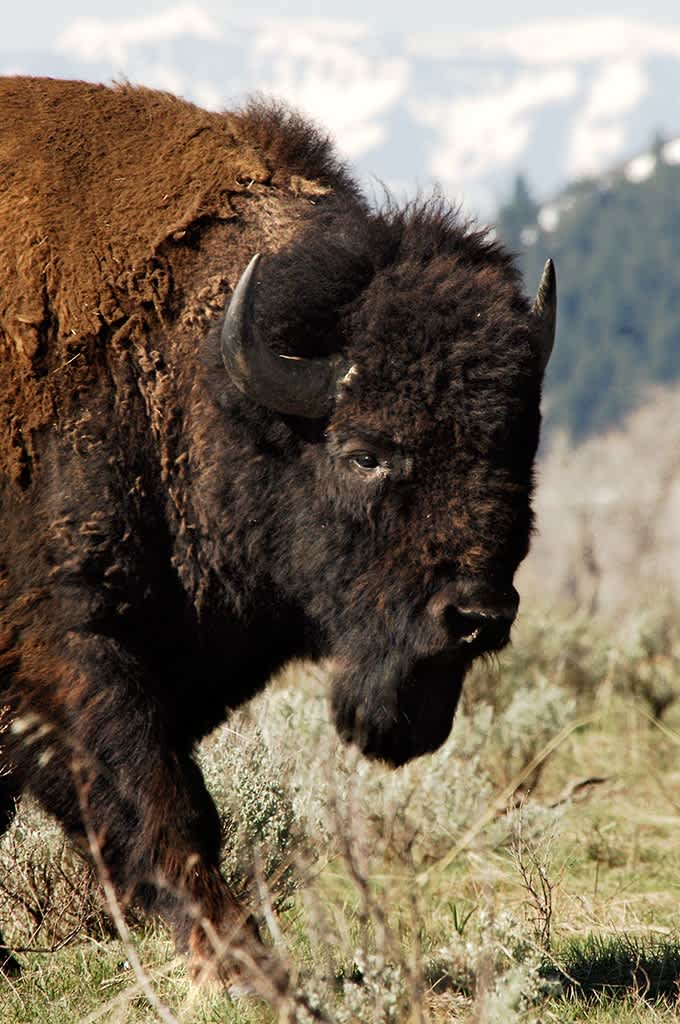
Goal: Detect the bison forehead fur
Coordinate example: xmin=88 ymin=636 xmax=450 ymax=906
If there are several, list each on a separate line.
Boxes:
xmin=0 ymin=77 xmax=553 ymax=975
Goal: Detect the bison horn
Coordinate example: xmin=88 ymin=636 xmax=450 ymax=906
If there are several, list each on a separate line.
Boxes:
xmin=530 ymin=258 xmax=557 ymax=374
xmin=221 ymin=253 xmax=346 ymax=418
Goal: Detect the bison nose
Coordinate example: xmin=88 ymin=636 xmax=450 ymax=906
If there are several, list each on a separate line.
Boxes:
xmin=426 ymin=582 xmax=519 ymax=647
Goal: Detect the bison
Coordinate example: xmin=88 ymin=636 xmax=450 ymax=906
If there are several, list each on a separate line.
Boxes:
xmin=0 ymin=76 xmax=555 ymax=980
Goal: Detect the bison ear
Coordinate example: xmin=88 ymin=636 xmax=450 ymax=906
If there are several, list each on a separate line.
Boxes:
xmin=221 ymin=253 xmax=346 ymax=419
xmin=530 ymin=258 xmax=557 ymax=374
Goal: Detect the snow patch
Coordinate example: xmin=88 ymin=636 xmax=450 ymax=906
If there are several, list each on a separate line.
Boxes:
xmin=409 ymin=68 xmax=578 ymax=197
xmin=411 ymin=18 xmax=680 ymax=65
xmin=520 ymin=226 xmax=539 ymax=246
xmin=624 ymin=152 xmax=656 ymax=183
xmin=56 ymin=4 xmax=221 ymax=65
xmin=192 ymin=81 xmax=224 ymax=111
xmin=662 ymin=138 xmax=680 ymax=165
xmin=252 ymin=21 xmax=408 ymax=160
xmin=537 ymin=206 xmax=560 ymax=233
xmin=567 ymin=59 xmax=648 ymax=178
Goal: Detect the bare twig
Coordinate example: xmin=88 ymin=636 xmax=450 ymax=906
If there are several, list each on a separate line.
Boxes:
xmin=547 ymin=775 xmax=609 ymax=808
xmin=512 ymin=805 xmax=555 ymax=951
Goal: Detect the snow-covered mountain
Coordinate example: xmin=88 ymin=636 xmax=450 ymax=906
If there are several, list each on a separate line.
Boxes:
xmin=5 ymin=6 xmax=680 ymax=216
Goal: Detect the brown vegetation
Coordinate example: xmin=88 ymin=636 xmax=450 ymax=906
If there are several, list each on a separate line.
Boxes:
xmin=519 ymin=382 xmax=680 ymax=615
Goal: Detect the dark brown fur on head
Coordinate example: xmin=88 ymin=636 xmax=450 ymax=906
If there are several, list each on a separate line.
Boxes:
xmin=0 ymin=77 xmax=550 ymax=974
xmin=228 ymin=198 xmax=542 ymax=765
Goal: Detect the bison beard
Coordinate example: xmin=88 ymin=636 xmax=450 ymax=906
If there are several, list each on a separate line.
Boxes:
xmin=0 ymin=77 xmax=555 ymax=983
xmin=331 ymin=594 xmax=514 ymax=765
xmin=332 ymin=657 xmax=467 ymax=766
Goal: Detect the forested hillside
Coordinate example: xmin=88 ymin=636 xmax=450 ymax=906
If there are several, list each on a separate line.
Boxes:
xmin=497 ymin=139 xmax=680 ymax=441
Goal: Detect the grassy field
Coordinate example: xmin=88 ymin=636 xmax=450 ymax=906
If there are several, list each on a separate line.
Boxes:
xmin=2 ymin=602 xmax=680 ymax=1022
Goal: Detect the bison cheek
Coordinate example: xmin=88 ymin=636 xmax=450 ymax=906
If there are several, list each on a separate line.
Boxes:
xmin=331 ymin=665 xmax=466 ymax=768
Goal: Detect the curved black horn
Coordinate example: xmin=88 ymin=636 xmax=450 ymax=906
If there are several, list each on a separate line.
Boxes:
xmin=221 ymin=253 xmax=345 ymax=418
xmin=530 ymin=258 xmax=557 ymax=374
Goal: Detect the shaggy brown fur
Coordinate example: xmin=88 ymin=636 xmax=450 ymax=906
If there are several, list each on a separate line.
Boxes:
xmin=0 ymin=76 xmax=551 ymax=981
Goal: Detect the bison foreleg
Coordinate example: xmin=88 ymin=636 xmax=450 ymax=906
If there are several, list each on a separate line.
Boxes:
xmin=7 ymin=631 xmax=262 ymax=982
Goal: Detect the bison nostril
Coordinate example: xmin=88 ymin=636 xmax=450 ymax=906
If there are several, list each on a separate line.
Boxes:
xmin=426 ymin=583 xmax=519 ymax=650
xmin=445 ymin=608 xmax=491 ymax=644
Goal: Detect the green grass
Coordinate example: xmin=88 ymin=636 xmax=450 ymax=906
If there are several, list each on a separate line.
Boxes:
xmin=554 ymin=934 xmax=680 ymax=1002
xmin=0 ymin=937 xmax=271 ymax=1023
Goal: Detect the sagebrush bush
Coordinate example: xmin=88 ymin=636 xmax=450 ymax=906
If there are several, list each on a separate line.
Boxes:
xmin=491 ymin=681 xmax=576 ymax=786
xmin=199 ymin=722 xmax=305 ymax=909
xmin=336 ymin=953 xmax=407 ymax=1024
xmin=464 ymin=609 xmax=609 ymax=710
xmin=614 ymin=598 xmax=680 ymax=719
xmin=221 ymin=685 xmax=535 ymax=870
xmin=0 ymin=800 xmax=115 ymax=951
xmin=432 ymin=904 xmax=562 ymax=1021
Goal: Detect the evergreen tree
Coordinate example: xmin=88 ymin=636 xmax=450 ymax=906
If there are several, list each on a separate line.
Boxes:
xmin=496 ymin=174 xmax=538 ymax=253
xmin=495 ymin=142 xmax=680 ymax=441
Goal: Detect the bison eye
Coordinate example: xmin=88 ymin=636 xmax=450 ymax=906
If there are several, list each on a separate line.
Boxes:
xmin=351 ymin=451 xmax=379 ymax=470
xmin=336 ymin=436 xmax=394 ymax=478
xmin=348 ymin=450 xmax=388 ymax=477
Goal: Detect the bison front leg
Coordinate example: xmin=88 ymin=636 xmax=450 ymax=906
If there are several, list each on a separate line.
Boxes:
xmin=7 ymin=631 xmax=263 ymax=984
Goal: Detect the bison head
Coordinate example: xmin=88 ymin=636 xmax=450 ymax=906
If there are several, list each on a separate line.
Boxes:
xmin=217 ymin=206 xmax=555 ymax=767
